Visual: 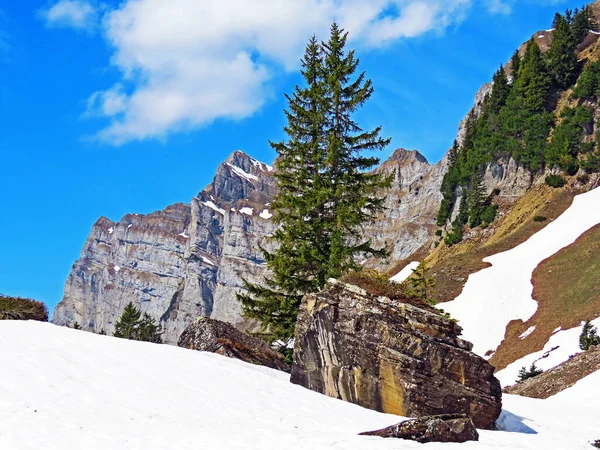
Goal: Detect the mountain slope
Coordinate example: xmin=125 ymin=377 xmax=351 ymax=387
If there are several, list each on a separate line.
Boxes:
xmin=1 ymin=321 xmax=600 ymax=449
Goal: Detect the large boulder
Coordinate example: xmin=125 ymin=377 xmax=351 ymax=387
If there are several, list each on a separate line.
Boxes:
xmin=290 ymin=280 xmax=502 ymax=429
xmin=178 ymin=317 xmax=290 ymax=372
xmin=360 ymin=414 xmax=479 ymax=443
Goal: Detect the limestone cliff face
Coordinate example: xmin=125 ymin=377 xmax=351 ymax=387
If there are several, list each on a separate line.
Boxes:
xmin=52 ymin=151 xmax=277 ymax=343
xmin=290 ymin=280 xmax=502 ymax=429
xmin=366 ymin=148 xmax=445 ymax=263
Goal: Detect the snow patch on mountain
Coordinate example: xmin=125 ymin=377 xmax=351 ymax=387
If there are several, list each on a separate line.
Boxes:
xmin=495 ymin=317 xmax=600 ymax=387
xmin=443 ymin=187 xmax=600 ymax=357
xmin=390 ymin=261 xmax=420 ymax=283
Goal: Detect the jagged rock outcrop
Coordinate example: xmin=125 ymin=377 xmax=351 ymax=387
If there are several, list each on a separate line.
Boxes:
xmin=52 ymin=151 xmax=278 ymax=343
xmin=290 ymin=280 xmax=502 ymax=429
xmin=365 ymin=149 xmax=445 ymax=264
xmin=359 ymin=414 xmax=479 ymax=443
xmin=178 ymin=317 xmax=290 ymax=372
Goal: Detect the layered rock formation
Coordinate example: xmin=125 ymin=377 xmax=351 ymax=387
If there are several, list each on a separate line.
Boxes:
xmin=52 ymin=151 xmax=278 ymax=343
xmin=290 ymin=280 xmax=502 ymax=429
xmin=178 ymin=317 xmax=290 ymax=372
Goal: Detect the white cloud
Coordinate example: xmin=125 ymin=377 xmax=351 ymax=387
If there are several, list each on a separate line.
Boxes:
xmin=485 ymin=0 xmax=513 ymax=15
xmin=79 ymin=0 xmax=479 ymax=145
xmin=43 ymin=1 xmax=98 ymax=31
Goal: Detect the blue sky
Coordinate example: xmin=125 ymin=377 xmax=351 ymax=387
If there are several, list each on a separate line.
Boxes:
xmin=0 ymin=0 xmax=584 ymax=314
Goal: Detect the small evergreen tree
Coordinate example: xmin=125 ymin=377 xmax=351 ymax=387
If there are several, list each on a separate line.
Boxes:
xmin=409 ymin=262 xmax=436 ymax=303
xmin=139 ymin=313 xmax=163 ymax=343
xmin=114 ymin=302 xmax=141 ymax=340
xmin=467 ymin=170 xmax=486 ymax=228
xmin=517 ymin=363 xmax=544 ymax=382
xmin=571 ymin=6 xmax=599 ymax=44
xmin=510 ymin=50 xmax=521 ymax=81
xmin=113 ymin=302 xmax=162 ymax=343
xmin=547 ymin=14 xmax=579 ymax=89
xmin=72 ymin=322 xmax=81 ymax=330
xmin=579 ymin=320 xmax=600 ymax=351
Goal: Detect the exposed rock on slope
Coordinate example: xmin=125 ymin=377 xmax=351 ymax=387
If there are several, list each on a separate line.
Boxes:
xmin=360 ymin=414 xmax=479 ymax=443
xmin=504 ymin=345 xmax=600 ymax=399
xmin=178 ymin=317 xmax=290 ymax=372
xmin=290 ymin=280 xmax=502 ymax=429
xmin=52 ymin=151 xmax=278 ymax=343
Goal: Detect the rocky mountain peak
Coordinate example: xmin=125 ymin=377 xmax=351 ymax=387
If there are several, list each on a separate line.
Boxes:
xmin=387 ymin=148 xmax=429 ymax=165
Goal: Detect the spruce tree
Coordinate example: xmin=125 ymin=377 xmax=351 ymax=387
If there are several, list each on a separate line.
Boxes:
xmin=139 ymin=313 xmax=163 ymax=343
xmin=239 ymin=37 xmax=327 ymax=340
xmin=510 ymin=50 xmax=521 ymax=81
xmin=114 ymin=303 xmax=162 ymax=343
xmin=547 ymin=14 xmax=579 ymax=89
xmin=409 ymin=262 xmax=436 ymax=303
xmin=467 ymin=170 xmax=486 ymax=228
xmin=239 ymin=25 xmax=392 ymax=341
xmin=519 ymin=41 xmax=551 ymax=113
xmin=114 ymin=302 xmax=141 ymax=340
xmin=320 ymin=23 xmax=392 ymax=279
xmin=579 ymin=320 xmax=600 ymax=351
xmin=488 ymin=65 xmax=510 ymax=113
xmin=571 ymin=6 xmax=599 ymax=44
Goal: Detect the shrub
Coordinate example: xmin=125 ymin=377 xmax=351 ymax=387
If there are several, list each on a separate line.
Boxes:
xmin=340 ymin=270 xmax=436 ymax=312
xmin=533 ymin=215 xmax=547 ymax=222
xmin=435 ymin=229 xmax=443 ymax=237
xmin=577 ymin=173 xmax=590 ymax=184
xmin=517 ymin=363 xmax=544 ymax=382
xmin=444 ymin=220 xmax=463 ymax=246
xmin=579 ymin=320 xmax=600 ymax=351
xmin=480 ymin=204 xmax=498 ymax=225
xmin=545 ymin=175 xmax=567 ymax=188
xmin=592 ymin=439 xmax=600 ymax=448
xmin=0 ymin=295 xmax=48 ymax=322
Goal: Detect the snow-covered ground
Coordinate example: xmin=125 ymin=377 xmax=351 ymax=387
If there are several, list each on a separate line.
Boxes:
xmin=495 ymin=317 xmax=600 ymax=387
xmin=390 ymin=261 xmax=420 ymax=283
xmin=443 ymin=186 xmax=600 ymax=357
xmin=1 ymin=321 xmax=599 ymax=449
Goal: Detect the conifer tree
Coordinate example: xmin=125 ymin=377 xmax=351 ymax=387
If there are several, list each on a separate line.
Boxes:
xmin=113 ymin=302 xmax=162 ymax=343
xmin=510 ymin=50 xmax=521 ymax=81
xmin=239 ymin=25 xmax=392 ymax=341
xmin=547 ymin=14 xmax=579 ymax=89
xmin=488 ymin=65 xmax=510 ymax=113
xmin=519 ymin=41 xmax=551 ymax=113
xmin=238 ymin=37 xmax=327 ymax=340
xmin=579 ymin=320 xmax=600 ymax=351
xmin=571 ymin=6 xmax=599 ymax=44
xmin=409 ymin=262 xmax=436 ymax=303
xmin=114 ymin=302 xmax=141 ymax=340
xmin=467 ymin=170 xmax=486 ymax=228
xmin=139 ymin=313 xmax=163 ymax=343
xmin=320 ymin=23 xmax=392 ymax=279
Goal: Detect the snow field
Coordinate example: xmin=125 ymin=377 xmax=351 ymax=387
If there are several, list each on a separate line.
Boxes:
xmin=442 ymin=186 xmax=600 ymax=357
xmin=1 ymin=321 xmax=600 ymax=449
